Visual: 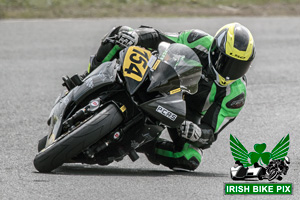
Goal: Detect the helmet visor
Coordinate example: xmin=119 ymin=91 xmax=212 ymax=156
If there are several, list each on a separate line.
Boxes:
xmin=210 ymin=42 xmax=252 ymax=80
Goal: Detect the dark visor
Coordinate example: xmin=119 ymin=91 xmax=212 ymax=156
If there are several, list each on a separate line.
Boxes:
xmin=210 ymin=44 xmax=252 ymax=80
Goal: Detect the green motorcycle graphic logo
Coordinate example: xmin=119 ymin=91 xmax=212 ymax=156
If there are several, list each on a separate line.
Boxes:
xmin=230 ymin=134 xmax=289 ymax=167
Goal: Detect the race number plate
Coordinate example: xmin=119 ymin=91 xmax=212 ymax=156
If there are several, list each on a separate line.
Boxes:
xmin=123 ymin=46 xmax=152 ymax=82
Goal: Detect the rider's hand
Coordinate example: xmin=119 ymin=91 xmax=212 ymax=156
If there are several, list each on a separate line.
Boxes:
xmin=116 ymin=31 xmax=139 ymax=48
xmin=179 ymin=120 xmax=202 ymax=142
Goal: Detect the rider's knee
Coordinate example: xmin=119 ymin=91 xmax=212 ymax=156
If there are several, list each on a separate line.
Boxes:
xmin=175 ymin=156 xmax=201 ymax=171
xmin=175 ymin=144 xmax=203 ymax=171
xmin=154 ymin=142 xmax=203 ymax=171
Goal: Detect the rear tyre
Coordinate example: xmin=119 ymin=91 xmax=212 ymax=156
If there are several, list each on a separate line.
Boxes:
xmin=33 ymin=104 xmax=123 ymax=173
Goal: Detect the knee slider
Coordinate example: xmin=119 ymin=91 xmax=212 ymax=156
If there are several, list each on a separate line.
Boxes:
xmin=154 ymin=141 xmax=203 ymax=171
xmin=177 ymin=144 xmax=202 ymax=170
xmin=178 ymin=156 xmax=200 ymax=171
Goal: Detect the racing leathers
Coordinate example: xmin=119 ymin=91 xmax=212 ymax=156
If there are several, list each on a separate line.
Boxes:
xmin=88 ymin=25 xmax=247 ymax=171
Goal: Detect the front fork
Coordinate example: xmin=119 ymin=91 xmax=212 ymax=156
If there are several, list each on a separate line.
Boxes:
xmin=83 ymin=112 xmax=145 ymax=162
xmin=62 ymin=98 xmax=102 ymax=132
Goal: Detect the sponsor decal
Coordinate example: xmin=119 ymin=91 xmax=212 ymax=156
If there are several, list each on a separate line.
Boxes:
xmin=86 ymin=78 xmax=94 ymax=88
xmin=62 ymin=96 xmax=70 ymax=105
xmin=233 ymin=54 xmax=246 ymax=59
xmin=91 ymin=101 xmax=99 ymax=107
xmin=170 ymin=88 xmax=181 ymax=95
xmin=113 ymin=132 xmax=121 ymax=140
xmin=120 ymin=105 xmax=126 ymax=113
xmin=156 ymin=105 xmax=177 ymax=121
xmin=152 ymin=60 xmax=161 ymax=71
xmin=226 ymin=93 xmax=245 ymax=109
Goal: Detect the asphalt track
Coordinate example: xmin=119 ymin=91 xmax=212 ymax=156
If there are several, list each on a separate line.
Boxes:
xmin=0 ymin=17 xmax=299 ymax=200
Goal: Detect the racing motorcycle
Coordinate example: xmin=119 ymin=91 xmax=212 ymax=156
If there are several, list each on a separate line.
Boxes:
xmin=33 ymin=42 xmax=202 ymax=173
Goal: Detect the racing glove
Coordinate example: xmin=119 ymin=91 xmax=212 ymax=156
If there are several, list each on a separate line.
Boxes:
xmin=179 ymin=120 xmax=202 ymax=142
xmin=116 ymin=31 xmax=139 ymax=48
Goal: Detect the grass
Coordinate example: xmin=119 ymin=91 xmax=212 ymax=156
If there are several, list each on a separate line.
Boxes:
xmin=0 ymin=0 xmax=300 ymax=19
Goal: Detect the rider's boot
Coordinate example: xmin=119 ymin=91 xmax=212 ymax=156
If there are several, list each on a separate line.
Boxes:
xmin=139 ymin=139 xmax=203 ymax=171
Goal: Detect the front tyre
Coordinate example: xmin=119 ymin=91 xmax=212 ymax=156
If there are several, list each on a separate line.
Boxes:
xmin=33 ymin=104 xmax=123 ymax=173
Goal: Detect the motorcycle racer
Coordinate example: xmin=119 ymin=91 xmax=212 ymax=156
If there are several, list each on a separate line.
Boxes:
xmin=84 ymin=23 xmax=256 ymax=171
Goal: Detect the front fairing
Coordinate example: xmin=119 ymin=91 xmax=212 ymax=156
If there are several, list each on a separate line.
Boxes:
xmin=46 ymin=60 xmax=119 ymax=147
xmin=140 ymin=91 xmax=186 ymax=128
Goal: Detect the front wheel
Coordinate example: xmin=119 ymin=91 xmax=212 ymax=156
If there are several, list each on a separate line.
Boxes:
xmin=33 ymin=104 xmax=123 ymax=173
xmin=268 ymin=170 xmax=279 ymax=181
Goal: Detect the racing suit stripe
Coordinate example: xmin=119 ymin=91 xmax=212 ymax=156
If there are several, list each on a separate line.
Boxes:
xmin=200 ymin=78 xmax=246 ymax=134
xmin=155 ymin=143 xmax=202 ymax=162
xmin=201 ymin=83 xmax=217 ymax=116
xmin=88 ymin=44 xmax=122 ymax=73
xmin=163 ymin=34 xmax=179 ymax=43
xmin=214 ymin=78 xmax=246 ymax=133
xmin=101 ymin=45 xmax=122 ymax=63
xmin=163 ymin=30 xmax=213 ymax=51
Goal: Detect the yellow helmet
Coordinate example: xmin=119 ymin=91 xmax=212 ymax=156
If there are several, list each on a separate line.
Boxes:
xmin=209 ymin=23 xmax=255 ymax=86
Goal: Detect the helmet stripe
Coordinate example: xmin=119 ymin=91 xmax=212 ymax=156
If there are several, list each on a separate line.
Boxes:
xmin=224 ymin=23 xmax=254 ymax=61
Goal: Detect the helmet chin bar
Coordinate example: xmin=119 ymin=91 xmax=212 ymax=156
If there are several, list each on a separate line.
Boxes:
xmin=208 ymin=50 xmax=235 ymax=87
xmin=215 ymin=72 xmax=235 ymax=87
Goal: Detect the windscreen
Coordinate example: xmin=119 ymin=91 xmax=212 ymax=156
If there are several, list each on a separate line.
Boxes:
xmin=157 ymin=43 xmax=202 ymax=94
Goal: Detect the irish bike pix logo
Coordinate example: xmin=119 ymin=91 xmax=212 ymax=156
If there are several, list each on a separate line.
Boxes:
xmin=229 ymin=134 xmax=290 ymax=182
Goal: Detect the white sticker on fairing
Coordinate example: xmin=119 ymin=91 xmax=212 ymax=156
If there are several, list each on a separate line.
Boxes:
xmin=86 ymin=78 xmax=94 ymax=88
xmin=156 ymin=105 xmax=177 ymax=121
xmin=147 ymin=55 xmax=157 ymax=71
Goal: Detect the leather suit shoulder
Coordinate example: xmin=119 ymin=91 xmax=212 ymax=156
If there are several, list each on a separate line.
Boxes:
xmin=187 ymin=29 xmax=212 ymax=43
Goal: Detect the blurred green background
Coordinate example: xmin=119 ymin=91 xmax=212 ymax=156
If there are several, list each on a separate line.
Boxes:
xmin=0 ymin=0 xmax=299 ymax=18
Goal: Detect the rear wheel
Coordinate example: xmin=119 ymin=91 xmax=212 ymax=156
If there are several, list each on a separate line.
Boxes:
xmin=33 ymin=104 xmax=123 ymax=173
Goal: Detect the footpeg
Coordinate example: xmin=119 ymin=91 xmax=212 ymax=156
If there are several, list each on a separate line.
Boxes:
xmin=128 ymin=149 xmax=139 ymax=162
